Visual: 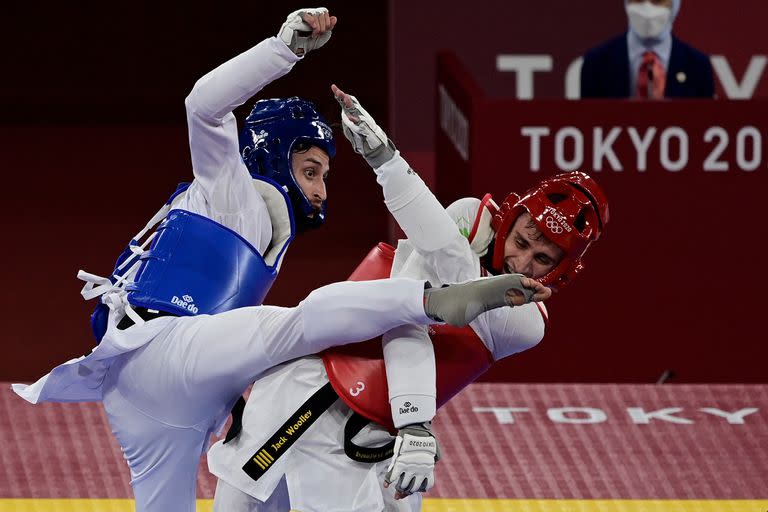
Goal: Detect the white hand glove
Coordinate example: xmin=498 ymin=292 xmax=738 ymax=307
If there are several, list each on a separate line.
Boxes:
xmin=278 ymin=8 xmax=335 ymax=57
xmin=332 ymin=84 xmax=396 ymax=168
xmin=384 ymin=422 xmax=441 ymax=498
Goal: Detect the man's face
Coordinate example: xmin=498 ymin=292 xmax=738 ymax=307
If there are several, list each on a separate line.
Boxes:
xmin=627 ymin=0 xmax=672 ymax=7
xmin=503 ymin=213 xmax=564 ymax=279
xmin=291 ymin=146 xmax=330 ymax=216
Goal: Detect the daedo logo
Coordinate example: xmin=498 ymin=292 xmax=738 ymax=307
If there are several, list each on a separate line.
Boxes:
xmin=399 ymin=401 xmax=420 ymax=415
xmin=171 ymin=294 xmax=199 ymax=314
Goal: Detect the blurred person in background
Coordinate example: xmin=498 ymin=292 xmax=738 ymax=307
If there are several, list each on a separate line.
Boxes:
xmin=580 ymin=0 xmax=715 ymax=99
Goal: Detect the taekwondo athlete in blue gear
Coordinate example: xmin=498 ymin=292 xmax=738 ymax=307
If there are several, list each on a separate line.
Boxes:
xmin=120 ymin=97 xmax=337 ymax=325
xmin=87 ymin=94 xmax=335 ymax=342
xmin=9 ymin=8 xmax=436 ymax=512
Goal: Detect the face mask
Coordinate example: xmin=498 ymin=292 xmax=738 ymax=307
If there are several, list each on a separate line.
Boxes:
xmin=626 ymin=2 xmax=672 ymax=39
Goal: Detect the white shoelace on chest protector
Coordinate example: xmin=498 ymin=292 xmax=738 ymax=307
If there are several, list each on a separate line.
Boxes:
xmin=77 ymin=203 xmax=172 ymax=327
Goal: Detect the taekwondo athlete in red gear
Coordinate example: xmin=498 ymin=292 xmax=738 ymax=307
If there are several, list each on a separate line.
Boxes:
xmin=331 ymin=86 xmax=607 ymax=508
xmin=11 ymin=9 xmax=534 ymax=512
xmin=361 ymin=175 xmax=608 ymax=510
xmin=205 ymin=86 xmax=602 ymax=511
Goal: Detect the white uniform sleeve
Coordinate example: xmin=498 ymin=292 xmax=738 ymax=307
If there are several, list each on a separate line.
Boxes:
xmin=374 ymin=152 xmax=463 ymax=253
xmin=185 ymin=37 xmax=300 ymax=195
xmin=179 ymin=37 xmax=300 ymax=253
xmin=379 ymin=154 xmax=479 ymax=426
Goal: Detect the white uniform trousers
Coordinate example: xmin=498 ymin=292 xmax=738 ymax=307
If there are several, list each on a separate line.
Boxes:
xmin=99 ymin=277 xmax=430 ymax=512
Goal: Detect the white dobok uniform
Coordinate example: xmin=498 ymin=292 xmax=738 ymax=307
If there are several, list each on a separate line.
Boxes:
xmin=11 ymin=38 xmax=436 ymax=512
xmin=208 ymin=152 xmax=548 ymax=512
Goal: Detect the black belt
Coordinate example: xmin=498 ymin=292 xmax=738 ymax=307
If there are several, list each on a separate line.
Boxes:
xmin=238 ymin=382 xmax=340 ymax=482
xmin=224 ymin=395 xmax=247 ymax=444
xmin=343 ymin=412 xmax=396 ymax=463
xmin=227 ymin=381 xmax=398 ymax=483
xmin=116 ymin=307 xmax=177 ymax=330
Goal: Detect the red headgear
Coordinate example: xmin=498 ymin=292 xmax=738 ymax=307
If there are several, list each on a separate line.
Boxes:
xmin=488 ymin=172 xmax=609 ymax=290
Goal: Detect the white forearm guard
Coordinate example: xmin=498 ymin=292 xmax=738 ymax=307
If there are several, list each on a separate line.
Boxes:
xmin=383 ymin=325 xmax=436 ymax=428
xmin=375 ymin=153 xmax=459 ymax=252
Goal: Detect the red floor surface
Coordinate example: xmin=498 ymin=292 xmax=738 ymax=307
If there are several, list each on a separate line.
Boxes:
xmin=2 ymin=383 xmax=766 ymax=499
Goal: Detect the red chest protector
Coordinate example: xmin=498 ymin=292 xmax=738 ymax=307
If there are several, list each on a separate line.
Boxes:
xmin=320 ymin=243 xmax=493 ymax=431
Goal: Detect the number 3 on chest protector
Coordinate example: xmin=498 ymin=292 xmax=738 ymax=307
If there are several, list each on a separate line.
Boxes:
xmin=350 ymin=381 xmax=365 ymax=396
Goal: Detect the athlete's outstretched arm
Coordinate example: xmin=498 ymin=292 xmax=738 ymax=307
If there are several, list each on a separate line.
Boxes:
xmin=332 ymin=85 xmax=552 ymax=501
xmin=332 ymin=84 xmax=462 ymax=255
xmin=184 ymin=9 xmax=336 ymax=205
xmin=331 ymin=84 xmax=459 ymax=500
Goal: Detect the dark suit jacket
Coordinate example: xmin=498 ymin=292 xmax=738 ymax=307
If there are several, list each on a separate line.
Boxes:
xmin=580 ymin=33 xmax=715 ymax=98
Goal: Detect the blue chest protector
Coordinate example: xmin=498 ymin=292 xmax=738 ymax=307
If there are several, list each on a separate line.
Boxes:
xmin=89 ymin=177 xmax=295 ymax=341
xmin=127 ymin=209 xmax=282 ymax=315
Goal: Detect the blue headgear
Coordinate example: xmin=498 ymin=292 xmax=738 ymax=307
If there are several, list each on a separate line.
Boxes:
xmin=240 ymin=97 xmax=335 ymax=231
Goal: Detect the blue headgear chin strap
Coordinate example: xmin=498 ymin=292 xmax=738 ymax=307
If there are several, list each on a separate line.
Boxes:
xmin=240 ymin=97 xmax=336 ymax=232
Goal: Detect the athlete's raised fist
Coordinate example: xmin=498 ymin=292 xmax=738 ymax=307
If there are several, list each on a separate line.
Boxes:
xmin=278 ymin=8 xmax=337 ymax=57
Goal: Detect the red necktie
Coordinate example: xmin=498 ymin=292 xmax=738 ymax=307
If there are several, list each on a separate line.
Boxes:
xmin=637 ymin=51 xmax=666 ymax=99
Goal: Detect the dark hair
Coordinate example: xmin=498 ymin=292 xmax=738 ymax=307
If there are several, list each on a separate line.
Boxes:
xmin=524 ymin=218 xmax=548 ymax=242
xmin=523 ymin=216 xmax=563 ymax=257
